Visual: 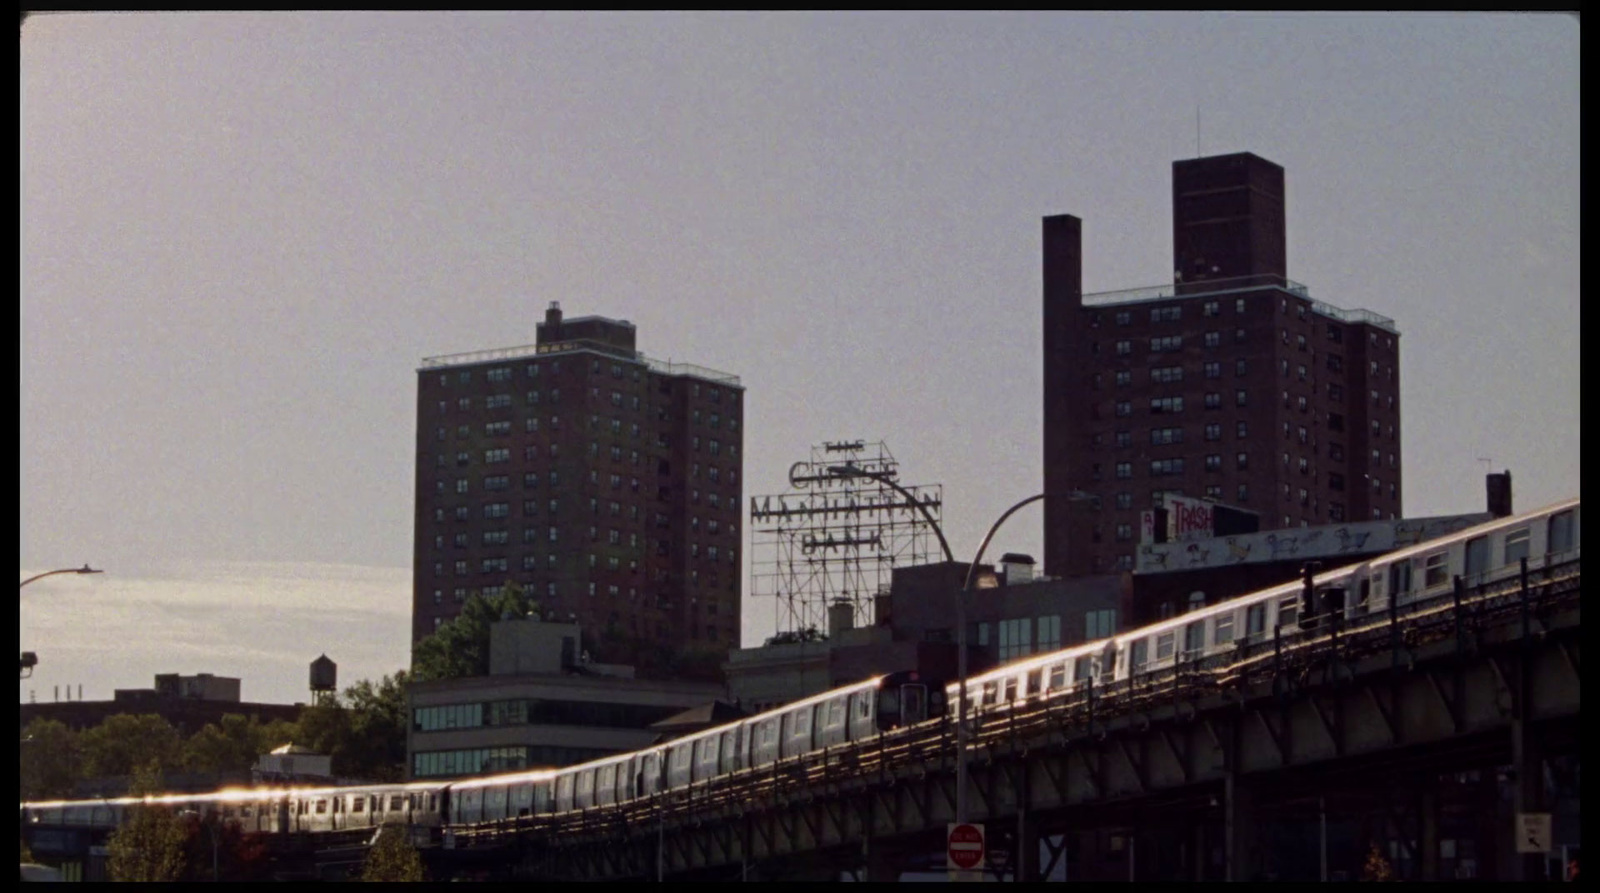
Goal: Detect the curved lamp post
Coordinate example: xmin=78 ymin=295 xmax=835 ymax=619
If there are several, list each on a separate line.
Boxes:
xmin=21 ymin=565 xmax=103 ymax=676
xmin=824 ymin=463 xmax=1090 ymax=831
xmin=20 ymin=564 xmax=103 ymax=589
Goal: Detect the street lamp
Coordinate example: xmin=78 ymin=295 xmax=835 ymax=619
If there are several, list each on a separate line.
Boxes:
xmin=952 ymin=489 xmax=1092 ymax=827
xmin=824 ymin=463 xmax=1091 ymax=831
xmin=20 ymin=565 xmax=103 ymax=677
xmin=20 ymin=564 xmax=103 ymax=588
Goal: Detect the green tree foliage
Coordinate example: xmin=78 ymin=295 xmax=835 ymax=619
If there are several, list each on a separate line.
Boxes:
xmin=106 ymin=761 xmax=187 ymax=882
xmin=361 ymin=825 xmax=426 ymax=882
xmin=183 ymin=713 xmax=274 ymax=775
xmin=174 ymin=811 xmax=268 ymax=882
xmin=20 ymin=718 xmax=81 ymax=800
xmin=412 ymin=580 xmax=537 ymax=681
xmin=284 ymin=671 xmax=412 ymax=781
xmin=80 ymin=713 xmax=183 ymax=780
xmin=341 ymin=671 xmax=411 ymax=782
xmin=764 ymin=626 xmax=826 ymax=646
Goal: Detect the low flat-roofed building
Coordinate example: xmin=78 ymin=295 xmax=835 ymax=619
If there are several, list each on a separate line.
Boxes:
xmin=20 ymin=672 xmax=302 ymax=737
xmin=406 ymin=618 xmax=725 ymax=779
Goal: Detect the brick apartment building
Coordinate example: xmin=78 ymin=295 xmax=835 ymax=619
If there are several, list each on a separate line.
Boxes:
xmin=413 ymin=304 xmax=744 ymax=673
xmin=1043 ymin=152 xmax=1402 ymax=578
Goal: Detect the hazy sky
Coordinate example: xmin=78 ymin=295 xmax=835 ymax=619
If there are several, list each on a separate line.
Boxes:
xmin=21 ymin=12 xmax=1579 ymax=706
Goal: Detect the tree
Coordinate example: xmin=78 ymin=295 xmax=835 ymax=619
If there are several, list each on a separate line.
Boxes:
xmin=79 ymin=713 xmax=182 ymax=780
xmin=361 ymin=825 xmax=426 ymax=882
xmin=20 ymin=718 xmax=80 ymax=801
xmin=183 ymin=713 xmax=270 ymax=775
xmin=764 ymin=626 xmax=826 ymax=646
xmin=106 ymin=761 xmax=187 ymax=882
xmin=412 ymin=581 xmax=537 ymax=681
xmin=340 ymin=671 xmax=411 ymax=782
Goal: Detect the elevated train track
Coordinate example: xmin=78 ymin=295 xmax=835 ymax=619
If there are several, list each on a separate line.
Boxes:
xmin=459 ymin=554 xmax=1580 ymax=880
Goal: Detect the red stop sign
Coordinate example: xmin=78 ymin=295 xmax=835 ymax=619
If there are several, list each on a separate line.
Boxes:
xmin=948 ymin=823 xmax=985 ymax=870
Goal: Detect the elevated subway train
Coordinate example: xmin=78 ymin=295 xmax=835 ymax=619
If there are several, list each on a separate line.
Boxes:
xmin=22 ymin=499 xmax=1578 ymax=838
xmin=951 ymin=496 xmax=1580 ymax=716
xmin=20 ymin=670 xmax=943 ymax=836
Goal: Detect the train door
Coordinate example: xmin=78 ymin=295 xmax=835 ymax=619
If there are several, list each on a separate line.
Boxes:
xmin=900 ymin=681 xmax=928 ymax=724
xmin=1465 ymin=535 xmax=1490 ymax=581
xmin=720 ymin=728 xmax=739 ymax=774
xmin=646 ymin=750 xmax=662 ymax=796
xmin=1389 ymin=558 xmax=1414 ymax=605
xmin=512 ymin=783 xmax=534 ymax=818
xmin=1548 ymin=509 xmax=1577 ymax=557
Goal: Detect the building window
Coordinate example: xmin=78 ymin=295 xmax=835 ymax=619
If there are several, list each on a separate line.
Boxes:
xmin=1205 ymin=454 xmax=1222 ymax=471
xmin=1115 ymin=340 xmax=1132 ymax=356
xmin=1204 ymin=392 xmax=1221 ymax=410
xmin=1115 ymin=370 xmax=1131 ymax=387
xmin=1150 ymin=306 xmax=1182 ymax=323
xmin=1150 ymin=458 xmax=1185 ymax=476
xmin=1115 ymin=462 xmax=1132 ymax=480
xmin=1115 ymin=492 xmax=1132 ymax=509
xmin=1236 ymin=421 xmax=1248 ymax=438
xmin=1150 ymin=396 xmax=1184 ymax=414
xmin=1150 ymin=426 xmax=1183 ymax=445
xmin=1236 ymin=390 xmax=1248 ymax=407
xmin=1115 ymin=523 xmax=1132 ymax=541
xmin=1204 ymin=362 xmax=1221 ymax=379
xmin=1115 ymin=401 xmax=1132 ymax=417
xmin=1237 ymin=483 xmax=1249 ymax=502
xmin=1204 ymin=331 xmax=1220 ymax=348
xmin=1115 ymin=431 xmax=1131 ymax=448
xmin=1236 ymin=452 xmax=1249 ymax=470
xmin=1115 ymin=311 xmax=1131 ymax=326
xmin=1150 ymin=365 xmax=1183 ymax=384
xmin=1085 ymin=609 xmax=1116 ymax=640
xmin=1150 ymin=335 xmax=1183 ymax=352
xmin=1037 ymin=615 xmax=1062 ymax=651
xmin=1235 ymin=358 xmax=1248 ymax=376
xmin=1205 ymin=423 xmax=1221 ymax=441
xmin=1202 ymin=300 xmax=1219 ymax=317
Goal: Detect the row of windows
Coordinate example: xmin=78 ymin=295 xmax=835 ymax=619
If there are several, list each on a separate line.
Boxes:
xmin=977 ymin=614 xmax=1068 ymax=662
xmin=1102 ymin=421 xmax=1250 ymax=448
xmin=1113 ymin=390 xmax=1251 ymax=416
xmin=439 ymin=362 xmax=736 ymax=403
xmin=414 ymin=698 xmax=684 ymax=735
xmin=431 ymin=539 xmax=741 ymax=575
xmin=435 ymin=415 xmax=742 ymax=449
xmin=412 ymin=747 xmax=531 ymax=779
xmin=1094 ymin=298 xmax=1248 ymax=329
xmin=430 ymin=488 xmax=737 ymax=525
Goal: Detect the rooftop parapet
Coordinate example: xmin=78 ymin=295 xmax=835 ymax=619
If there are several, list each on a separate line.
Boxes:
xmin=1082 ymin=275 xmax=1396 ymax=334
xmin=420 ymin=339 xmax=742 ymax=387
